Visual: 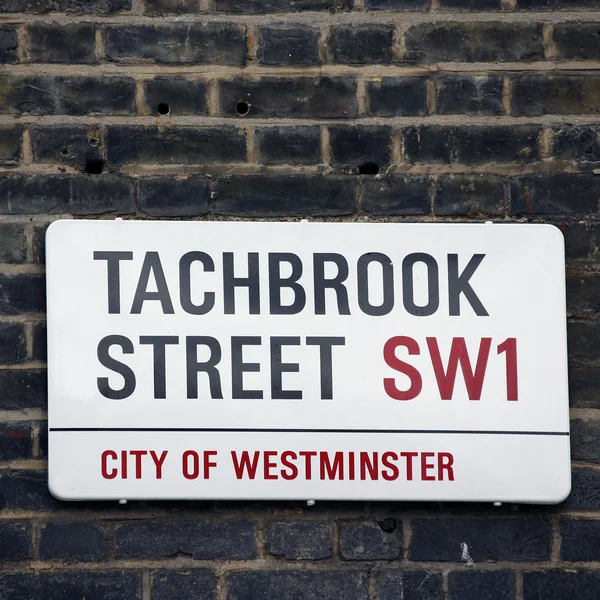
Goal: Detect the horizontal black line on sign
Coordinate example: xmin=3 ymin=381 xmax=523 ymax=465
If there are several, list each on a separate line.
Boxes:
xmin=49 ymin=428 xmax=570 ymax=436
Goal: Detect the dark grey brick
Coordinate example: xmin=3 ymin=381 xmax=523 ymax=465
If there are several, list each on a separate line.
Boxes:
xmin=510 ymin=174 xmax=600 ymax=216
xmin=570 ymin=368 xmax=600 ymax=409
xmin=140 ymin=176 xmax=209 ymax=217
xmin=218 ymin=77 xmax=358 ymax=119
xmin=30 ymin=125 xmax=103 ymax=169
xmin=363 ymin=175 xmax=430 ymax=216
xmin=0 ymin=521 xmax=32 ymax=560
xmin=366 ymin=0 xmax=430 ymax=9
xmin=152 ymin=571 xmax=217 ymax=600
xmin=568 ymin=322 xmax=600 ymax=363
xmin=144 ymin=77 xmax=208 ymax=116
xmin=555 ymin=24 xmax=600 ymax=60
xmin=0 ymin=26 xmax=18 ymax=64
xmin=329 ymin=25 xmax=394 ymax=65
xmin=0 ymin=75 xmax=135 ymax=116
xmin=560 ymin=519 xmax=600 ymax=561
xmin=568 ymin=272 xmax=600 ymax=317
xmin=33 ymin=226 xmax=47 ymax=264
xmin=106 ymin=126 xmax=246 ymax=167
xmin=565 ymin=467 xmax=600 ymax=509
xmin=39 ymin=423 xmax=48 ymax=458
xmin=553 ymin=124 xmax=600 ymax=164
xmin=227 ymin=571 xmax=369 ymax=600
xmin=330 ymin=126 xmax=392 ymax=171
xmin=0 ymin=370 xmax=47 ymax=410
xmin=0 ymin=423 xmax=31 ymax=461
xmin=0 ymin=223 xmax=28 ymax=263
xmin=0 ymin=275 xmax=46 ymax=315
xmin=519 ymin=0 xmax=598 ymax=9
xmin=523 ymin=571 xmax=600 ymax=600
xmin=405 ymin=23 xmax=544 ymax=62
xmin=439 ymin=0 xmax=499 ymax=7
xmin=26 ymin=23 xmax=96 ymax=63
xmin=0 ymin=322 xmax=27 ymax=364
xmin=256 ymin=126 xmax=321 ymax=165
xmin=340 ymin=519 xmax=402 ymax=560
xmin=434 ymin=175 xmax=505 ymax=217
xmin=0 ymin=174 xmax=136 ymax=215
xmin=115 ymin=520 xmax=256 ymax=559
xmin=375 ymin=570 xmax=443 ymax=600
xmin=0 ymin=125 xmax=22 ymax=166
xmin=0 ymin=572 xmax=141 ymax=600
xmin=436 ymin=75 xmax=504 ymax=115
xmin=215 ymin=0 xmax=352 ymax=11
xmin=32 ymin=323 xmax=47 ymax=361
xmin=366 ymin=77 xmax=427 ymax=117
xmin=0 ymin=471 xmax=58 ymax=511
xmin=40 ymin=522 xmax=109 ymax=561
xmin=104 ymin=24 xmax=246 ymax=65
xmin=512 ymin=75 xmax=600 ymax=116
xmin=213 ymin=175 xmax=357 ymax=217
xmin=409 ymin=518 xmax=551 ymax=562
xmin=144 ymin=0 xmax=199 ymax=13
xmin=563 ymin=222 xmax=600 ymax=261
xmin=570 ymin=418 xmax=600 ymax=463
xmin=264 ymin=521 xmax=332 ymax=560
xmin=448 ymin=571 xmax=516 ymax=600
xmin=1 ymin=0 xmax=130 ymax=12
xmin=404 ymin=125 xmax=540 ymax=165
xmin=258 ymin=25 xmax=319 ymax=66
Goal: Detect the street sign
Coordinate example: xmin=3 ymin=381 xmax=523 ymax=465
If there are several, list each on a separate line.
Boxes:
xmin=46 ymin=220 xmax=570 ymax=503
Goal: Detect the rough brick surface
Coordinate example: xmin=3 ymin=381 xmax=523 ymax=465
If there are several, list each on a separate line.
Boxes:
xmin=339 ymin=519 xmax=402 ymax=560
xmin=152 ymin=571 xmax=217 ymax=600
xmin=264 ymin=521 xmax=332 ymax=559
xmin=0 ymin=423 xmax=31 ymax=461
xmin=448 ymin=571 xmax=516 ymax=600
xmin=143 ymin=77 xmax=208 ymax=116
xmin=258 ymin=25 xmax=319 ymax=66
xmin=40 ymin=522 xmax=109 ymax=561
xmin=26 ymin=24 xmax=96 ymax=63
xmin=329 ymin=25 xmax=394 ymax=64
xmin=0 ymin=224 xmax=28 ymax=263
xmin=434 ymin=175 xmax=505 ymax=216
xmin=0 ymin=26 xmax=18 ymax=64
xmin=366 ymin=77 xmax=428 ymax=116
xmin=0 ymin=521 xmax=32 ymax=560
xmin=256 ymin=126 xmax=321 ymax=165
xmin=0 ymin=322 xmax=27 ymax=364
xmin=523 ymin=571 xmax=600 ymax=600
xmin=436 ymin=75 xmax=504 ymax=116
xmin=363 ymin=175 xmax=430 ymax=215
xmin=0 ymin=125 xmax=21 ymax=166
xmin=375 ymin=570 xmax=443 ymax=600
xmin=140 ymin=176 xmax=209 ymax=216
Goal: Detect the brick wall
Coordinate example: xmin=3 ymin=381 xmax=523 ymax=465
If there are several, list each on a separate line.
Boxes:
xmin=1 ymin=0 xmax=599 ymax=598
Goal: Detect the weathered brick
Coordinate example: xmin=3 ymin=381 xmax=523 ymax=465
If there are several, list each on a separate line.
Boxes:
xmin=404 ymin=126 xmax=540 ymax=165
xmin=0 ymin=174 xmax=135 ymax=215
xmin=519 ymin=0 xmax=598 ymax=8
xmin=0 ymin=275 xmax=45 ymax=315
xmin=115 ymin=520 xmax=256 ymax=559
xmin=363 ymin=175 xmax=430 ymax=216
xmin=434 ymin=175 xmax=505 ymax=217
xmin=330 ymin=126 xmax=392 ymax=171
xmin=340 ymin=519 xmax=402 ymax=560
xmin=439 ymin=0 xmax=499 ymax=7
xmin=329 ymin=25 xmax=394 ymax=65
xmin=0 ymin=471 xmax=57 ymax=511
xmin=0 ymin=125 xmax=22 ymax=166
xmin=215 ymin=0 xmax=352 ymax=11
xmin=510 ymin=174 xmax=600 ymax=216
xmin=0 ymin=224 xmax=28 ymax=263
xmin=405 ymin=23 xmax=544 ymax=63
xmin=218 ymin=77 xmax=358 ymax=118
xmin=152 ymin=571 xmax=217 ymax=600
xmin=33 ymin=226 xmax=47 ymax=265
xmin=39 ymin=423 xmax=48 ymax=458
xmin=365 ymin=0 xmax=430 ymax=9
xmin=568 ymin=322 xmax=600 ymax=363
xmin=32 ymin=323 xmax=47 ymax=361
xmin=143 ymin=77 xmax=208 ymax=116
xmin=523 ymin=571 xmax=600 ymax=600
xmin=0 ymin=370 xmax=47 ymax=410
xmin=140 ymin=177 xmax=210 ymax=217
xmin=570 ymin=368 xmax=600 ymax=409
xmin=560 ymin=519 xmax=600 ymax=561
xmin=258 ymin=25 xmax=319 ymax=66
xmin=554 ymin=24 xmax=600 ymax=60
xmin=40 ymin=522 xmax=109 ymax=561
xmin=0 ymin=26 xmax=18 ymax=64
xmin=448 ymin=571 xmax=516 ymax=600
xmin=227 ymin=571 xmax=369 ymax=600
xmin=0 ymin=423 xmax=31 ymax=461
xmin=436 ymin=75 xmax=504 ymax=115
xmin=563 ymin=223 xmax=600 ymax=262
xmin=104 ymin=24 xmax=246 ymax=65
xmin=409 ymin=518 xmax=551 ymax=562
xmin=0 ymin=572 xmax=141 ymax=600
xmin=0 ymin=75 xmax=135 ymax=116
xmin=568 ymin=272 xmax=600 ymax=317
xmin=553 ymin=124 xmax=600 ymax=164
xmin=264 ymin=521 xmax=332 ymax=560
xmin=30 ymin=126 xmax=103 ymax=169
xmin=512 ymin=75 xmax=600 ymax=116
xmin=0 ymin=322 xmax=27 ymax=364
xmin=26 ymin=24 xmax=96 ymax=63
xmin=144 ymin=0 xmax=199 ymax=14
xmin=375 ymin=570 xmax=443 ymax=600
xmin=565 ymin=467 xmax=600 ymax=510
xmin=106 ymin=126 xmax=245 ymax=167
xmin=366 ymin=77 xmax=428 ymax=117
xmin=0 ymin=521 xmax=32 ymax=560
xmin=1 ymin=0 xmax=130 ymax=12
xmin=256 ymin=126 xmax=321 ymax=165
xmin=570 ymin=418 xmax=600 ymax=463
xmin=213 ymin=175 xmax=357 ymax=217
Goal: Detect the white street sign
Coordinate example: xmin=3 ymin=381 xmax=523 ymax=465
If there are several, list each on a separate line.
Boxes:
xmin=46 ymin=220 xmax=570 ymax=503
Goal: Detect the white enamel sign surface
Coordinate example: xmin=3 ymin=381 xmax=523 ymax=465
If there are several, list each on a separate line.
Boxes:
xmin=46 ymin=220 xmax=570 ymax=503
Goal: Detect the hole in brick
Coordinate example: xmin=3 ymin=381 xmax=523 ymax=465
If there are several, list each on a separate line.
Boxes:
xmin=88 ymin=137 xmax=99 ymax=147
xmin=378 ymin=518 xmax=396 ymax=533
xmin=236 ymin=101 xmax=250 ymax=116
xmin=157 ymin=102 xmax=170 ymax=116
xmin=85 ymin=158 xmax=104 ymax=175
xmin=359 ymin=162 xmax=379 ymax=175
xmin=61 ymin=148 xmax=69 ymax=157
